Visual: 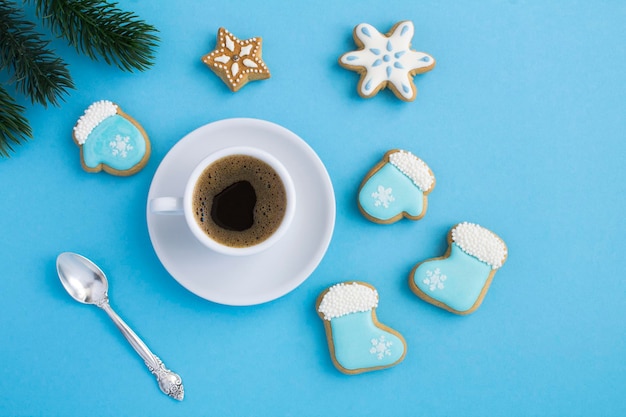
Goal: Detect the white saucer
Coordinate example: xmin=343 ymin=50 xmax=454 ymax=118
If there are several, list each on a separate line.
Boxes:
xmin=146 ymin=118 xmax=336 ymax=305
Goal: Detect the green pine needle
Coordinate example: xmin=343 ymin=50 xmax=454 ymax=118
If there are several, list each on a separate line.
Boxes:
xmin=0 ymin=85 xmax=33 ymax=158
xmin=33 ymin=0 xmax=160 ymax=72
xmin=0 ymin=0 xmax=74 ymax=107
xmin=0 ymin=0 xmax=160 ymax=157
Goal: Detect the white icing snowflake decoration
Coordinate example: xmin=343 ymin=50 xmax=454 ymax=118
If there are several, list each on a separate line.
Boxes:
xmin=370 ymin=335 xmax=393 ymax=360
xmin=201 ymin=28 xmax=270 ymax=92
xmin=339 ymin=21 xmax=435 ymax=101
xmin=371 ymin=185 xmax=395 ymax=208
xmin=109 ymin=135 xmax=133 ymax=158
xmin=423 ymin=268 xmax=447 ymax=291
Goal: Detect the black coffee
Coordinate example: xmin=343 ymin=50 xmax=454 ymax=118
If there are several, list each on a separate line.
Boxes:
xmin=211 ymin=180 xmax=256 ymax=231
xmin=192 ymin=154 xmax=287 ymax=248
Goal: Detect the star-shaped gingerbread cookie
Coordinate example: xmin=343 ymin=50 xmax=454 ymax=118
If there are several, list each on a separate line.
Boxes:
xmin=339 ymin=21 xmax=435 ymax=101
xmin=202 ymin=28 xmax=270 ymax=92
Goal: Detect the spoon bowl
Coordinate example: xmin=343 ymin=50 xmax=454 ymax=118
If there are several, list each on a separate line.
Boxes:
xmin=57 ymin=252 xmax=108 ymax=305
xmin=56 ymin=252 xmax=184 ymax=401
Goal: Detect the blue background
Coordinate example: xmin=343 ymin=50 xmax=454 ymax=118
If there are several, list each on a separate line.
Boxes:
xmin=2 ymin=0 xmax=625 ymax=415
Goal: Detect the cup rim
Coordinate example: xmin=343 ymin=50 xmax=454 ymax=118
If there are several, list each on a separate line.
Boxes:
xmin=182 ymin=146 xmax=296 ymax=256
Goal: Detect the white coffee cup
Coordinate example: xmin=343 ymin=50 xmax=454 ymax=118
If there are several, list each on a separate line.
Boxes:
xmin=150 ymin=146 xmax=296 ymax=256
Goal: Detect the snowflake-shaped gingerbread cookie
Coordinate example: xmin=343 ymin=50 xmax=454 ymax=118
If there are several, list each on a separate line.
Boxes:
xmin=202 ymin=28 xmax=270 ymax=92
xmin=339 ymin=21 xmax=435 ymax=101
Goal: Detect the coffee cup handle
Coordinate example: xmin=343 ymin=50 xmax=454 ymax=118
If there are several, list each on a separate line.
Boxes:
xmin=150 ymin=197 xmax=184 ymax=215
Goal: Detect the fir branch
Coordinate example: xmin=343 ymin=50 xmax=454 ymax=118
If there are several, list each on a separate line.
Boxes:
xmin=32 ymin=0 xmax=160 ymax=72
xmin=0 ymin=0 xmax=74 ymax=107
xmin=0 ymin=84 xmax=32 ymax=157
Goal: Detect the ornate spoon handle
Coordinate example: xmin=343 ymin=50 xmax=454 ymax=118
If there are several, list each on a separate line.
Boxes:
xmin=99 ymin=300 xmax=184 ymax=400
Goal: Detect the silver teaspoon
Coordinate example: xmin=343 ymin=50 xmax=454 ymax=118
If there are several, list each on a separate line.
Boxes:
xmin=56 ymin=252 xmax=184 ymax=401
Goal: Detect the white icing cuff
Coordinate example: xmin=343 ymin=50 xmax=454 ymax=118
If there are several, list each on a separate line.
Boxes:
xmin=318 ymin=282 xmax=378 ymax=321
xmin=388 ymin=150 xmax=434 ymax=192
xmin=451 ymin=222 xmax=507 ymax=269
xmin=73 ymin=100 xmax=118 ymax=144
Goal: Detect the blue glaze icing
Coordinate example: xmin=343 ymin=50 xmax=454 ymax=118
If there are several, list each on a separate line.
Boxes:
xmin=394 ymin=51 xmax=405 ymax=58
xmin=400 ymin=24 xmax=410 ymax=36
xmin=372 ymin=59 xmax=382 ymax=67
xmin=402 ymin=84 xmax=410 ymax=94
xmin=383 ymin=55 xmax=391 ymax=62
xmin=359 ymin=163 xmax=424 ymax=221
xmin=386 ymin=66 xmax=392 ymax=77
xmin=345 ymin=55 xmax=358 ymax=61
xmin=361 ymin=26 xmax=371 ymax=37
xmin=364 ymin=79 xmax=372 ymax=91
xmin=369 ymin=48 xmax=380 ymax=55
xmin=394 ymin=62 xmax=404 ymax=69
xmin=412 ymin=244 xmax=493 ymax=312
xmin=82 ymin=115 xmax=146 ymax=171
xmin=330 ymin=311 xmax=405 ymax=371
xmin=421 ymin=56 xmax=431 ymax=62
xmin=386 ymin=40 xmax=393 ymax=51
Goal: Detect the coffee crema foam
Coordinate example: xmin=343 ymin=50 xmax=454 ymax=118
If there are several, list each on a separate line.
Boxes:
xmin=192 ymin=155 xmax=287 ymax=248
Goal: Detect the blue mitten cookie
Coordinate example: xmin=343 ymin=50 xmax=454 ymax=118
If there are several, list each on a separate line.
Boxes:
xmin=72 ymin=100 xmax=150 ymax=176
xmin=316 ymin=282 xmax=406 ymax=374
xmin=358 ymin=149 xmax=435 ymax=224
xmin=409 ymin=222 xmax=508 ymax=314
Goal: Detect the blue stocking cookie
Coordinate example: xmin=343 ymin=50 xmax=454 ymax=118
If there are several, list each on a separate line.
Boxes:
xmin=409 ymin=222 xmax=508 ymax=314
xmin=317 ymin=282 xmax=406 ymax=374
xmin=72 ymin=100 xmax=150 ymax=176
xmin=358 ymin=149 xmax=435 ymax=224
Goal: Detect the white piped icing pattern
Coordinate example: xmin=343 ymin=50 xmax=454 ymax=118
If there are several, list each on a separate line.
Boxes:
xmin=202 ymin=28 xmax=270 ymax=92
xmin=318 ymin=282 xmax=378 ymax=321
xmin=451 ymin=222 xmax=507 ymax=269
xmin=73 ymin=100 xmax=118 ymax=144
xmin=339 ymin=21 xmax=435 ymax=101
xmin=389 ymin=150 xmax=434 ymax=192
